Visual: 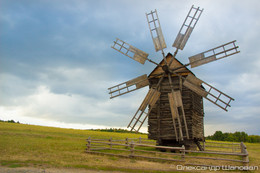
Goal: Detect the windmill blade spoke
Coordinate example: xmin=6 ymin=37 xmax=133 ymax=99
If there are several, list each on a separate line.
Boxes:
xmin=189 ymin=40 xmax=240 ymax=68
xmin=172 ymin=5 xmax=203 ymax=50
xmin=146 ymin=9 xmax=167 ymax=53
xmin=108 ymin=74 xmax=149 ymax=99
xmin=183 ymin=74 xmax=234 ymax=111
xmin=128 ymin=88 xmax=161 ymax=132
xmin=111 ymin=38 xmax=149 ymax=65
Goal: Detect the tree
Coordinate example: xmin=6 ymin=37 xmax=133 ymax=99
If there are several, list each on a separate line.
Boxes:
xmin=212 ymin=131 xmax=224 ymax=141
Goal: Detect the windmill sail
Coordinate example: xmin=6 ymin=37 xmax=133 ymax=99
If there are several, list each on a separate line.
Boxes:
xmin=189 ymin=40 xmax=240 ymax=68
xmin=112 ymin=38 xmax=149 ymax=64
xmin=183 ymin=74 xmax=234 ymax=111
xmin=108 ymin=74 xmax=149 ymax=99
xmin=128 ymin=88 xmax=160 ymax=132
xmin=173 ymin=5 xmax=203 ymax=50
xmin=146 ymin=9 xmax=167 ymax=52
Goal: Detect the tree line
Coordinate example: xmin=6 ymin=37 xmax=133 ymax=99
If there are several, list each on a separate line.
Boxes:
xmin=0 ymin=119 xmax=20 ymax=123
xmin=206 ymin=131 xmax=260 ymax=143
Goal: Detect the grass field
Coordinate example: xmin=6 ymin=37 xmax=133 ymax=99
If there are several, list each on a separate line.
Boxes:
xmin=0 ymin=122 xmax=260 ymax=172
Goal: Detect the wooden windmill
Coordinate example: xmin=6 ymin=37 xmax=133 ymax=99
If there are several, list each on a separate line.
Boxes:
xmin=108 ymin=5 xmax=240 ymax=150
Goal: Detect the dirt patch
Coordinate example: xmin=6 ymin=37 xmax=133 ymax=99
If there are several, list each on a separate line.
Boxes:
xmin=0 ymin=166 xmax=124 ymax=173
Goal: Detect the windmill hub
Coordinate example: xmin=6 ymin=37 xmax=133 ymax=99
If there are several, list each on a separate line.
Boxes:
xmin=162 ymin=65 xmax=170 ymax=74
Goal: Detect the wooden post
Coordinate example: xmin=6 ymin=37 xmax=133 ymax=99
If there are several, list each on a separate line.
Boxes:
xmin=109 ymin=137 xmax=112 ymax=149
xmin=86 ymin=137 xmax=91 ymax=152
xmin=240 ymin=142 xmax=244 ymax=153
xmin=130 ymin=141 xmax=135 ymax=158
xmin=181 ymin=145 xmax=185 ymax=160
xmin=125 ymin=138 xmax=129 ymax=149
xmin=240 ymin=142 xmax=249 ymax=166
xmin=139 ymin=137 xmax=141 ymax=143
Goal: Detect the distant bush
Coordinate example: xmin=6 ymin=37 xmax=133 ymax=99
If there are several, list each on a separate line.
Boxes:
xmin=206 ymin=131 xmax=260 ymax=143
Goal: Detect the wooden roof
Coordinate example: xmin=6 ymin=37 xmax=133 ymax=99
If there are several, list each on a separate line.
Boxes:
xmin=149 ymin=53 xmax=194 ymax=78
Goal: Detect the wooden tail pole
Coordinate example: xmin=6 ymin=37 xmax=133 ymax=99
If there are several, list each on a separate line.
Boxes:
xmin=168 ymin=74 xmax=190 ymax=141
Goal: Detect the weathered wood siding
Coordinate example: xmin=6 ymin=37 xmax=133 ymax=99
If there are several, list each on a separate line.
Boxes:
xmin=148 ymin=75 xmax=204 ymax=142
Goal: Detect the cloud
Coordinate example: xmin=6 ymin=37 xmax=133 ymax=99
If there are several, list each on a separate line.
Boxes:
xmin=1 ymin=0 xmax=260 ymax=135
xmin=0 ymin=65 xmax=149 ymax=127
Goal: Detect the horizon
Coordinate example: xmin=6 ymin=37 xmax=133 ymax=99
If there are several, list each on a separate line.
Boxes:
xmin=2 ymin=119 xmax=259 ymax=137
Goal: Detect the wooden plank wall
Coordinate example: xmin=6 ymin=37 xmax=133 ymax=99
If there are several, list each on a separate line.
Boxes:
xmin=148 ymin=75 xmax=204 ymax=142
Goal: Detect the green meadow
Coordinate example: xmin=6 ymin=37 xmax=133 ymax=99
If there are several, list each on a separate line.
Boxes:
xmin=0 ymin=122 xmax=260 ymax=172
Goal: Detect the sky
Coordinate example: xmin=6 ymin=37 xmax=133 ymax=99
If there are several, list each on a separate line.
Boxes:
xmin=1 ymin=0 xmax=260 ymax=136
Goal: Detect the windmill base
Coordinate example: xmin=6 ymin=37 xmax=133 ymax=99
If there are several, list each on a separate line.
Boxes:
xmin=157 ymin=139 xmax=203 ymax=151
